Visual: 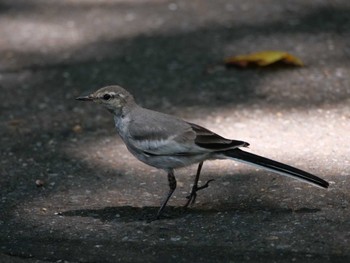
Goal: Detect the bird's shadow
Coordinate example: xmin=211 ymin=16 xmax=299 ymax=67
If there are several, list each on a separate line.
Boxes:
xmin=60 ymin=204 xmax=321 ymax=223
xmin=61 ymin=206 xmax=185 ymax=222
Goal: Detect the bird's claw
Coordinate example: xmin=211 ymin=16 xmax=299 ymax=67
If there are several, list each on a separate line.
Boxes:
xmin=196 ymin=179 xmax=215 ymax=191
xmin=184 ymin=179 xmax=215 ymax=207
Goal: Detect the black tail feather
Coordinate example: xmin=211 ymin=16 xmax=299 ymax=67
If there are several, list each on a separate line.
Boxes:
xmin=224 ymin=149 xmax=329 ymax=188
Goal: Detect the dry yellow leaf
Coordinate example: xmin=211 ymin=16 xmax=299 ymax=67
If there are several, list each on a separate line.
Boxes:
xmin=224 ymin=50 xmax=304 ymax=67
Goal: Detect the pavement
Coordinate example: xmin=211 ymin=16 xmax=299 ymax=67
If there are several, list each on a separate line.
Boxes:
xmin=0 ymin=0 xmax=350 ymax=262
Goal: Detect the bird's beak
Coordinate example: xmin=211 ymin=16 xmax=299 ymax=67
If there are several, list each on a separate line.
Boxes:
xmin=75 ymin=95 xmax=94 ymax=101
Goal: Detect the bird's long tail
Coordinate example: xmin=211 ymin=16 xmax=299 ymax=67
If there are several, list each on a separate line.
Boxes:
xmin=223 ymin=148 xmax=329 ymax=188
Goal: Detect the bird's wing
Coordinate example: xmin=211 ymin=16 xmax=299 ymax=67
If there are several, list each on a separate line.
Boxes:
xmin=127 ymin=109 xmax=202 ymax=156
xmin=127 ymin=109 xmax=248 ymax=156
xmin=189 ymin=122 xmax=249 ymax=150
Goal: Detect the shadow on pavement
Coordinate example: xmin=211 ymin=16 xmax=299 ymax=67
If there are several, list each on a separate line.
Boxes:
xmin=61 ymin=204 xmax=322 ymax=223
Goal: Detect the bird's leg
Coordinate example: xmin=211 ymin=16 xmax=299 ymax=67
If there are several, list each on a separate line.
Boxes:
xmin=184 ymin=161 xmax=214 ymax=208
xmin=156 ymin=170 xmax=177 ymax=219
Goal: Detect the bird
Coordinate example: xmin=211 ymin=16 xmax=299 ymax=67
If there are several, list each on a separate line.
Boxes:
xmin=76 ymin=85 xmax=329 ymax=219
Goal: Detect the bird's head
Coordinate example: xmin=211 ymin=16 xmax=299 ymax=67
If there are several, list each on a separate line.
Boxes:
xmin=76 ymin=85 xmax=135 ymax=114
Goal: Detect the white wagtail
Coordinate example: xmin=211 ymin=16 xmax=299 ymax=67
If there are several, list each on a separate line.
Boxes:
xmin=76 ymin=85 xmax=329 ymax=219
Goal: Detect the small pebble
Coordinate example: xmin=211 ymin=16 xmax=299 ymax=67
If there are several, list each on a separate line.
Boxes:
xmin=72 ymin=124 xmax=82 ymax=133
xmin=35 ymin=179 xmax=45 ymax=187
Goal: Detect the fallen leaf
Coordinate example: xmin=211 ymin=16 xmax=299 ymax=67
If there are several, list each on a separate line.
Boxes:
xmin=224 ymin=50 xmax=304 ymax=67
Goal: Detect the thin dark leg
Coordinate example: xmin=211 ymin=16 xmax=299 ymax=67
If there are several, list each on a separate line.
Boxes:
xmin=156 ymin=170 xmax=177 ymax=219
xmin=184 ymin=161 xmax=214 ymax=208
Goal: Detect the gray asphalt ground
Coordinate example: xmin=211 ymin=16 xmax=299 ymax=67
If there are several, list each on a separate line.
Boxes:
xmin=1 ymin=0 xmax=350 ymax=262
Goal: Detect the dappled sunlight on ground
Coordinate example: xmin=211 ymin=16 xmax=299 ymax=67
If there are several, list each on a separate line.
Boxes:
xmin=1 ymin=0 xmax=350 ymax=261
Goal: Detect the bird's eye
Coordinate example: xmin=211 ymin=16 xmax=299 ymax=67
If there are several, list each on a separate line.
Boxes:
xmin=103 ymin=94 xmax=111 ymax=100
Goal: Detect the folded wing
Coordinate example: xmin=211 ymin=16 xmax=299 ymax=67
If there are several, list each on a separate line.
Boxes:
xmin=189 ymin=122 xmax=249 ymax=150
xmin=127 ymin=108 xmax=249 ymax=156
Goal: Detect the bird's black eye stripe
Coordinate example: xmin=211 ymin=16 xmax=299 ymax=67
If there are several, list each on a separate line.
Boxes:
xmin=103 ymin=94 xmax=112 ymax=100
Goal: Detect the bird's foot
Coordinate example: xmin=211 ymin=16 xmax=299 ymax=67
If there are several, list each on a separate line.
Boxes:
xmin=184 ymin=179 xmax=215 ymax=208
